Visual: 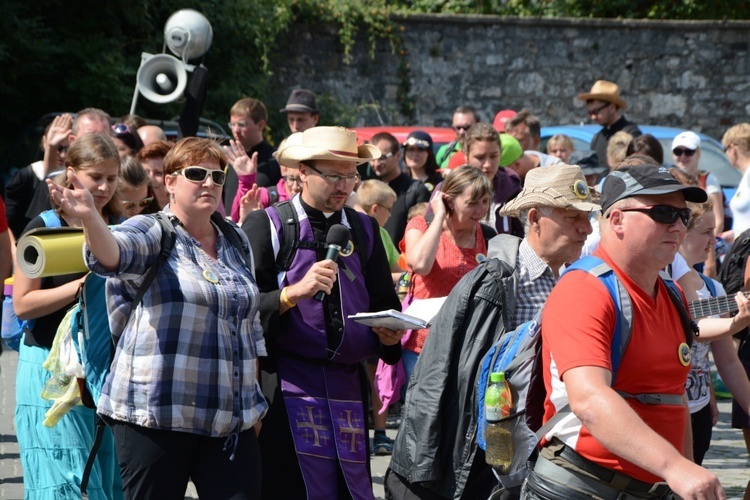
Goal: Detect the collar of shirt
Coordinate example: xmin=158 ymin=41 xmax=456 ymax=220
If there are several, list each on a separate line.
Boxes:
xmin=518 ymin=238 xmax=555 ymax=282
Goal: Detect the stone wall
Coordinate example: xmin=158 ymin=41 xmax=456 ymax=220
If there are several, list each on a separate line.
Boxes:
xmin=269 ymin=14 xmax=750 ymax=140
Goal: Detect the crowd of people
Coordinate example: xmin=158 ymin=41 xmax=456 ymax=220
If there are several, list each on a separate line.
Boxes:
xmin=1 ymin=79 xmax=750 ymax=500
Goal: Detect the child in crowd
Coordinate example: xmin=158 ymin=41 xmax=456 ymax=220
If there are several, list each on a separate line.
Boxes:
xmin=357 ymin=179 xmax=405 ymax=455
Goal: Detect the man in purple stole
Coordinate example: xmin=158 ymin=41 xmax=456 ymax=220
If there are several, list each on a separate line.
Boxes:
xmin=243 ymin=127 xmax=405 ymax=499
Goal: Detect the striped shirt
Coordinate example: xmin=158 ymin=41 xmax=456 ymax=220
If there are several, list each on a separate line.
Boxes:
xmin=85 ymin=209 xmax=267 ymax=437
xmin=511 ymin=239 xmax=557 ymax=328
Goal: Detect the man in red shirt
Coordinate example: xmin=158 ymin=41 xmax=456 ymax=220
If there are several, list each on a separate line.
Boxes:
xmin=526 ymin=163 xmax=726 ymax=499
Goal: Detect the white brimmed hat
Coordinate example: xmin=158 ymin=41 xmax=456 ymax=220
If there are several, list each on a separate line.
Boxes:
xmin=499 ymin=164 xmax=601 ymax=217
xmin=276 ymin=126 xmax=380 ymax=169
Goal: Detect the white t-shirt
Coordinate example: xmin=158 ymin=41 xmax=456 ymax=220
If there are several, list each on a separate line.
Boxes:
xmin=730 ymin=166 xmax=750 ymax=235
xmin=687 ymin=277 xmax=725 ymax=413
xmin=702 ymin=171 xmax=721 ymax=196
xmin=670 ymin=252 xmax=691 ymax=281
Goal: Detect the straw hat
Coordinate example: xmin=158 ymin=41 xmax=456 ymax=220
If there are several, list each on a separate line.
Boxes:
xmin=276 ymin=126 xmax=380 ymax=169
xmin=498 ymin=164 xmax=601 ymax=217
xmin=577 ymin=80 xmax=628 ymax=109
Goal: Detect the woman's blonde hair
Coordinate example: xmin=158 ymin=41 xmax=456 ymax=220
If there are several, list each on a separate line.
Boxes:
xmin=686 ymin=199 xmax=714 ymax=231
xmin=53 ymin=133 xmax=121 ymax=220
xmin=546 ymin=134 xmax=575 ymax=154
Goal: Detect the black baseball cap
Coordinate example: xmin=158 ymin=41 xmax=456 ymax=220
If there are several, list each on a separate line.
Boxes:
xmin=600 ymin=165 xmax=707 ymax=213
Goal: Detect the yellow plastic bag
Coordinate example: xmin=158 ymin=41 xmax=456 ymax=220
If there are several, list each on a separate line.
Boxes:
xmin=41 ymin=306 xmax=85 ymax=427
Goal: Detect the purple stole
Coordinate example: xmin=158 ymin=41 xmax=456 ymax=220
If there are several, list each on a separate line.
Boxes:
xmin=268 ymin=197 xmax=377 ymax=500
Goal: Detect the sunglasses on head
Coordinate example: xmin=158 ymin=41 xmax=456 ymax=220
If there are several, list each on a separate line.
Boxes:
xmin=673 ymin=148 xmax=696 ymax=157
xmin=120 ymin=196 xmax=154 ymax=210
xmin=173 ymin=166 xmax=227 ymax=186
xmin=618 ymin=205 xmax=691 ymax=226
xmin=403 ymin=137 xmax=430 ymax=149
xmin=111 ymin=123 xmax=131 ymax=136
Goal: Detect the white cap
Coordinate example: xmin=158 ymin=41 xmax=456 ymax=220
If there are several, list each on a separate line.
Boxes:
xmin=672 ymin=131 xmax=701 ymax=152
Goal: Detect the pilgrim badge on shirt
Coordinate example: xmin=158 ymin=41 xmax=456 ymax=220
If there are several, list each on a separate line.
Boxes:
xmin=203 ymin=269 xmax=219 ymax=284
xmin=476 ymin=253 xmax=487 ymax=264
xmin=678 ymin=342 xmax=691 ymax=366
xmin=340 ymin=240 xmax=355 ymax=258
xmin=424 ymin=182 xmax=435 ymax=193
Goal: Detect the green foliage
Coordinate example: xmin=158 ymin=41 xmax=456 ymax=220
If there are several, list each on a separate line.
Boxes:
xmin=0 ymin=0 xmax=398 ymax=166
xmin=394 ymin=0 xmax=749 ymax=19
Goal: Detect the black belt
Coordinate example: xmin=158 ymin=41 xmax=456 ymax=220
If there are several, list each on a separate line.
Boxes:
xmin=553 ymin=442 xmax=672 ymax=497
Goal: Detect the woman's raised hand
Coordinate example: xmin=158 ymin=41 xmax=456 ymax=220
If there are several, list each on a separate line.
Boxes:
xmin=430 ymin=189 xmax=448 ymax=219
xmin=47 ymin=169 xmax=97 ymax=223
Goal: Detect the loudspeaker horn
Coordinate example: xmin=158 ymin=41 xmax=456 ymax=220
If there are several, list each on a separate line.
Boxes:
xmin=136 ymin=54 xmax=188 ymax=104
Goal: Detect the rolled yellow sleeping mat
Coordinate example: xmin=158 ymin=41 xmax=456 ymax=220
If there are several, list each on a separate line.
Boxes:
xmin=17 ymin=227 xmax=87 ymax=279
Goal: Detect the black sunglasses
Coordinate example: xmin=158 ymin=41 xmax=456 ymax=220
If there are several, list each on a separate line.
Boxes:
xmin=673 ymin=148 xmax=696 ymax=157
xmin=174 ymin=166 xmax=227 ymax=186
xmin=618 ymin=205 xmax=691 ymax=226
xmin=453 ymin=125 xmax=472 ymax=131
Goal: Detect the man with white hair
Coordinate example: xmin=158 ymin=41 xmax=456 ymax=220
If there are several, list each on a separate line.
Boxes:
xmin=387 ymin=165 xmax=598 ymax=500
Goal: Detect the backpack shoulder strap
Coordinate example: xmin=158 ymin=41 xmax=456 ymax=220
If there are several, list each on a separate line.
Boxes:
xmin=659 ymin=271 xmax=696 ymax=347
xmin=698 ymin=272 xmax=717 ymax=298
xmin=564 ymin=256 xmax=632 ymax=380
xmin=129 ymin=213 xmax=177 ymax=312
xmin=211 ymin=212 xmax=253 ymax=271
xmin=273 ymin=200 xmax=300 ymax=272
xmin=39 ymin=209 xmax=62 ymax=228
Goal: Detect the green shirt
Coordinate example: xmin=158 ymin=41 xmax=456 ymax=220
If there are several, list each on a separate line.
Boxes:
xmin=380 ymin=226 xmax=400 ymax=268
xmin=436 ymin=140 xmax=461 ymax=168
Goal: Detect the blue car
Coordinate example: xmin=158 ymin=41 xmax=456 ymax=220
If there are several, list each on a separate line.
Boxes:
xmin=540 ymin=124 xmax=739 ymax=200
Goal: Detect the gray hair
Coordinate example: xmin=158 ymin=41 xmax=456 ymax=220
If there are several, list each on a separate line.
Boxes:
xmin=519 ymin=205 xmax=553 ymax=233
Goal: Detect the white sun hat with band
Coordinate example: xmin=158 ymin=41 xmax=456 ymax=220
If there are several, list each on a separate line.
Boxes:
xmin=276 ymin=126 xmax=381 ymax=169
xmin=499 ymin=164 xmax=601 ymax=217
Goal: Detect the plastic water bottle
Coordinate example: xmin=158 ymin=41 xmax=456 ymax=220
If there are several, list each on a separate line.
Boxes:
xmin=485 ymin=371 xmax=514 ymax=473
xmin=397 ymin=272 xmax=410 ymax=302
xmin=1 ymin=277 xmax=22 ymax=350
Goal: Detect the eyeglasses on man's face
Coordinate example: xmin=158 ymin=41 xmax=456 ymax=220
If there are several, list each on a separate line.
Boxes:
xmin=371 ymin=152 xmax=394 ymax=164
xmin=172 ymin=166 xmax=227 ymax=186
xmin=306 ymin=164 xmax=360 ymax=184
xmin=587 ymin=102 xmax=610 ymax=116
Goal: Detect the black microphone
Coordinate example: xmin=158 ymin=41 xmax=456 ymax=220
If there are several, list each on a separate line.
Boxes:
xmin=313 ymin=224 xmax=350 ymax=302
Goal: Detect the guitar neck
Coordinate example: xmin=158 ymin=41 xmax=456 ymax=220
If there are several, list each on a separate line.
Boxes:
xmin=689 ymin=291 xmax=750 ymax=320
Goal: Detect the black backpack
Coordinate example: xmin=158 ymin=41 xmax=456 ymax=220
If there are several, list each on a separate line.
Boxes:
xmin=718 ymin=228 xmax=750 ymax=295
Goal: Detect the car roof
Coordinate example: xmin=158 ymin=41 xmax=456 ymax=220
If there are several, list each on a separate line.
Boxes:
xmin=540 ymin=124 xmax=724 ymax=149
xmin=540 ymin=124 xmax=739 ymax=188
xmin=354 ymin=126 xmax=455 ymax=146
